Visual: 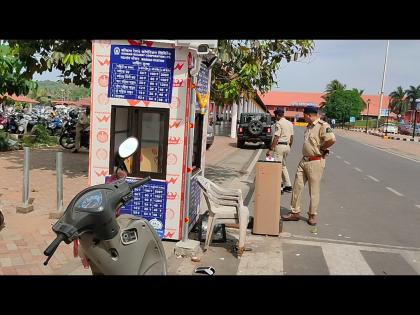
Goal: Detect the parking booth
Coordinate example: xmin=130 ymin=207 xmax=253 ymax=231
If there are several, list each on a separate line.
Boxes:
xmin=89 ymin=40 xmax=217 ymax=240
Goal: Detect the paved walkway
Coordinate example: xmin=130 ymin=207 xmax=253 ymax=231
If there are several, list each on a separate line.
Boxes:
xmin=0 ymin=147 xmax=90 ymax=275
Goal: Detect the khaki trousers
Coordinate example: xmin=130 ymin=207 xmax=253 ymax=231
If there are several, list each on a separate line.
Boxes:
xmin=274 ymin=144 xmax=291 ymax=187
xmin=290 ymin=158 xmax=325 ymax=215
xmin=75 ymin=124 xmax=88 ymax=150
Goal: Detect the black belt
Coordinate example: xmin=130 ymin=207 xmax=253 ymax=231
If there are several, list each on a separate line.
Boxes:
xmin=278 ymin=142 xmax=288 ymax=145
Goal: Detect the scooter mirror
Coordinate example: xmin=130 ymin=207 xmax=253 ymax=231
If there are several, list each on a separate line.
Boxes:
xmin=118 ymin=137 xmax=139 ymax=159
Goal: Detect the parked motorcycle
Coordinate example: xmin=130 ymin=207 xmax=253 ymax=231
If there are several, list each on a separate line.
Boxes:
xmin=47 ymin=117 xmax=63 ymax=136
xmin=7 ymin=114 xmax=19 ymax=134
xmin=59 ymin=118 xmax=89 ymax=150
xmin=44 ymin=137 xmax=167 ymax=275
xmin=0 ymin=113 xmax=9 ymax=131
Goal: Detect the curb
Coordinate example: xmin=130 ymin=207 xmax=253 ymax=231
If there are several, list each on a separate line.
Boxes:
xmin=348 ymin=128 xmax=420 ymax=143
xmin=239 ymin=148 xmax=263 ymax=175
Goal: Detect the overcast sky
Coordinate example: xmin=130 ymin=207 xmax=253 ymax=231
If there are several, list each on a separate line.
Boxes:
xmin=274 ymin=40 xmax=420 ymax=95
xmin=34 ymin=40 xmax=420 ymax=96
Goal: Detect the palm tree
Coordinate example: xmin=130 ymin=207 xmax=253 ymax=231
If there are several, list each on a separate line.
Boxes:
xmin=389 ymin=86 xmax=408 ymax=116
xmin=405 ymin=85 xmax=420 ymax=121
xmin=352 ymin=88 xmax=367 ymax=109
xmin=320 ymin=80 xmax=347 ymax=108
xmin=325 ymin=79 xmax=346 ymax=94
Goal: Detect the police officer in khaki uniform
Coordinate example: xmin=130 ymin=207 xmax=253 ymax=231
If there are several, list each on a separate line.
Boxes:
xmin=73 ymin=107 xmax=90 ymax=153
xmin=267 ymin=109 xmax=294 ymax=192
xmin=282 ymin=106 xmax=336 ymax=226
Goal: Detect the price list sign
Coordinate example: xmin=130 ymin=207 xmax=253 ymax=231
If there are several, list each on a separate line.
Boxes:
xmin=189 ymin=175 xmax=201 ymax=229
xmin=108 ymin=45 xmax=175 ymax=104
xmin=105 ymin=176 xmax=168 ymax=239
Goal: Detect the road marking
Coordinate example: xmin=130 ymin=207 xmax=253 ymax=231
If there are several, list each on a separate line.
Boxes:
xmin=362 ymin=143 xmax=420 ymax=164
xmin=386 ymin=187 xmax=404 ymax=197
xmin=336 ymin=155 xmax=341 ymax=159
xmin=321 ymin=243 xmax=374 ymax=275
xmin=367 ymin=175 xmax=380 ymax=182
xmin=344 ymin=160 xmax=351 ymax=165
xmin=244 ymin=148 xmax=263 ymax=175
xmin=354 ymin=167 xmax=363 ymax=172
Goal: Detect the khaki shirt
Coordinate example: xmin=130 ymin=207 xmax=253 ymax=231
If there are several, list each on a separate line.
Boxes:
xmin=274 ymin=117 xmax=294 ymax=143
xmin=78 ymin=112 xmax=90 ymax=125
xmin=302 ymin=118 xmax=336 ymax=157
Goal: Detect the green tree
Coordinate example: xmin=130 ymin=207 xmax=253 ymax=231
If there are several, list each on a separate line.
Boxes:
xmin=0 ymin=44 xmax=37 ymax=97
xmin=8 ymin=40 xmax=314 ymax=104
xmin=325 ymin=79 xmax=346 ymax=94
xmin=321 ymin=79 xmax=348 ymax=107
xmin=389 ymin=86 xmax=408 ymax=116
xmin=405 ymin=85 xmax=420 ymax=121
xmin=323 ymin=89 xmax=365 ymax=127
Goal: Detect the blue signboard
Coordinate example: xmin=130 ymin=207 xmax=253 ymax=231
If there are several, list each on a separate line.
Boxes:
xmin=105 ymin=176 xmax=167 ymax=239
xmin=350 ymin=116 xmax=356 ymax=123
xmin=195 ymin=63 xmax=210 ymax=111
xmin=108 ymin=45 xmax=175 ymax=104
xmin=380 ymin=109 xmax=390 ymax=117
xmin=196 ymin=63 xmax=209 ymax=96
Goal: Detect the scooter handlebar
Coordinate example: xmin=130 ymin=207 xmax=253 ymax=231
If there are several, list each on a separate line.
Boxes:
xmin=43 ymin=233 xmax=65 ymax=265
xmin=129 ymin=176 xmax=152 ymax=190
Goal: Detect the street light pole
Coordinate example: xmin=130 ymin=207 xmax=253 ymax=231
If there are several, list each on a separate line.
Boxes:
xmin=377 ymin=40 xmax=390 ymax=129
xmin=413 ymin=99 xmax=420 ymax=140
xmin=365 ymin=99 xmax=371 ymax=133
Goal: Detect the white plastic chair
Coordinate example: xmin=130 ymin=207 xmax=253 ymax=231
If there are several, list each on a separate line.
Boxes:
xmin=196 ymin=176 xmax=249 ymax=256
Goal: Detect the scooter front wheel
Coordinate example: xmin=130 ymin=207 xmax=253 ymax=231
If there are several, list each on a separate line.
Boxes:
xmin=59 ymin=133 xmax=75 ymax=149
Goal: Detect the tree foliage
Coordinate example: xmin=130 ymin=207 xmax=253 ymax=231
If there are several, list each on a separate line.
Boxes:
xmin=7 ymin=40 xmax=91 ymax=88
xmin=8 ymin=40 xmax=314 ymax=104
xmin=210 ymin=40 xmax=314 ymax=104
xmin=323 ymin=89 xmax=365 ymax=123
xmin=389 ymin=86 xmax=408 ymax=116
xmin=0 ymin=44 xmax=38 ymax=97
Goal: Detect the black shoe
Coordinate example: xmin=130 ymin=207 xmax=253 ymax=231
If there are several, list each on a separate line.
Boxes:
xmin=72 ymin=149 xmax=78 ymax=153
xmin=283 ymin=186 xmax=292 ymax=193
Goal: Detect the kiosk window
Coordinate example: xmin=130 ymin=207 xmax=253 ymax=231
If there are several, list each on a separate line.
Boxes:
xmin=110 ymin=106 xmax=169 ymax=180
xmin=192 ymin=113 xmax=204 ymax=172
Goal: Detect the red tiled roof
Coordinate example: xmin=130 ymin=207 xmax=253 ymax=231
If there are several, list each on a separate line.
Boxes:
xmin=2 ymin=94 xmax=39 ymax=104
xmin=268 ymin=109 xmax=303 ymax=118
xmin=259 ymin=91 xmax=325 ymax=107
xmin=360 ymin=95 xmax=391 ymax=116
xmin=259 ymin=91 xmax=393 ymax=117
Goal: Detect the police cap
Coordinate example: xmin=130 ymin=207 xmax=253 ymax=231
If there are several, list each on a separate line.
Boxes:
xmin=303 ymin=106 xmax=318 ymax=114
xmin=274 ymin=108 xmax=284 ymax=116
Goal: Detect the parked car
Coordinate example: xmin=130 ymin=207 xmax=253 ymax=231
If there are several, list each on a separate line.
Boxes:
xmin=206 ymin=124 xmax=214 ymax=150
xmin=379 ymin=123 xmax=398 ymax=134
xmin=237 ymin=113 xmax=273 ymax=148
xmin=407 ymin=125 xmax=420 ymax=136
xmin=398 ymin=124 xmax=411 ymax=135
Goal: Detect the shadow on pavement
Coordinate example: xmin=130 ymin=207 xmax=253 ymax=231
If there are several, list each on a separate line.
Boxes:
xmin=204 ymin=164 xmax=241 ymax=186
xmin=228 ymin=142 xmax=266 ymax=150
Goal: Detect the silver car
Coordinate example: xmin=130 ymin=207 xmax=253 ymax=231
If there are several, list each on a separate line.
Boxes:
xmin=206 ymin=124 xmax=214 ymax=149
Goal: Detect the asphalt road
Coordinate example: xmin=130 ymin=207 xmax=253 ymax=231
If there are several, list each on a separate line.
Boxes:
xmin=266 ymin=126 xmax=420 ymax=249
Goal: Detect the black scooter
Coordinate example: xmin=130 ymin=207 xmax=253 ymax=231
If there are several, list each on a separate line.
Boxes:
xmin=44 ymin=137 xmax=167 ymax=275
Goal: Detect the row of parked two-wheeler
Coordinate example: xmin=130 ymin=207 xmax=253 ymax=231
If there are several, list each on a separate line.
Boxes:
xmin=0 ymin=109 xmax=90 ymax=150
xmin=0 ymin=111 xmax=64 ymax=136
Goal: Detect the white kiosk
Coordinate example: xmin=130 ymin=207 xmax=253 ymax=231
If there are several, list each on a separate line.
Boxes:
xmin=89 ymin=40 xmax=217 ymax=241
